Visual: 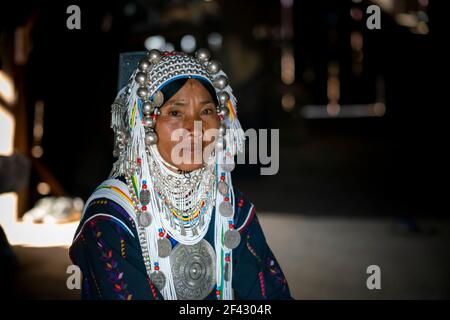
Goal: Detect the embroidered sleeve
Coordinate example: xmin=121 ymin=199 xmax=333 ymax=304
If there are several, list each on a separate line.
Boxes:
xmin=73 ymin=215 xmax=161 ymax=300
xmin=233 ymin=193 xmax=293 ymax=300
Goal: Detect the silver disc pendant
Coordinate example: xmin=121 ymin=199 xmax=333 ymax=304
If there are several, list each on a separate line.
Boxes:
xmin=138 ymin=212 xmax=152 ymax=227
xmin=221 ymin=161 xmax=235 ymax=172
xmin=170 ymin=239 xmax=216 ymax=300
xmin=218 ymin=180 xmax=229 ymax=196
xmin=157 ymin=238 xmax=172 ymax=258
xmin=224 ymin=229 xmax=241 ymax=249
xmin=149 ymin=271 xmax=166 ymax=291
xmin=219 ymin=201 xmax=233 ymax=218
xmin=139 ymin=189 xmax=150 ymax=206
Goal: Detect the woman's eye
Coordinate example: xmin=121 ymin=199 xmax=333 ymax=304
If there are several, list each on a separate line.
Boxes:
xmin=202 ymin=108 xmax=214 ymax=115
xmin=168 ymin=110 xmax=179 ymax=117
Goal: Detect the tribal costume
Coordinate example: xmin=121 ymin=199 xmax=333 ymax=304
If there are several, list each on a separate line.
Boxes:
xmin=69 ymin=49 xmax=291 ymax=300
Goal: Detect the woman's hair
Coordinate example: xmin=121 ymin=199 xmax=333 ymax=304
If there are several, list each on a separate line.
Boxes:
xmin=159 ymin=77 xmax=218 ymax=106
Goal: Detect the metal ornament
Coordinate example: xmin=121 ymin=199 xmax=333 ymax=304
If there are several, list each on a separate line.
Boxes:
xmin=139 ymin=189 xmax=150 ymax=205
xmin=148 ymin=49 xmax=162 ymax=64
xmin=138 ymin=59 xmax=151 ymax=72
xmin=219 ymin=106 xmax=229 ymax=117
xmin=218 ymin=180 xmax=229 ymax=196
xmin=138 ymin=212 xmax=152 ymax=227
xmin=224 ymin=229 xmax=241 ymax=249
xmin=215 ymin=137 xmax=226 ymax=151
xmin=157 ymin=237 xmax=173 ymax=258
xmin=218 ymin=91 xmax=230 ymax=105
xmin=142 ymin=101 xmax=154 ymax=115
xmin=170 ymin=239 xmax=216 ymax=300
xmin=219 ymin=201 xmax=233 ymax=218
xmin=218 ymin=123 xmax=227 ymax=135
xmin=207 ymin=60 xmax=221 ymax=74
xmin=145 ymin=131 xmax=158 ymax=145
xmin=221 ymin=160 xmax=235 ymax=172
xmin=143 ymin=117 xmax=156 ymax=128
xmin=135 ymin=72 xmax=146 ymax=84
xmin=149 ymin=271 xmax=166 ymax=291
xmin=213 ymin=75 xmax=228 ymax=90
xmin=137 ymin=86 xmax=149 ymax=99
xmin=152 ymin=90 xmax=164 ymax=107
xmin=195 ymin=48 xmax=211 ymax=63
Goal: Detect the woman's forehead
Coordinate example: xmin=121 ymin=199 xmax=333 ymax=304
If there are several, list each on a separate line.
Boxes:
xmin=171 ymin=78 xmax=213 ymax=97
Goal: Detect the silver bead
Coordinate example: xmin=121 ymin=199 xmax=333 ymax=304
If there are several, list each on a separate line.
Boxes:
xmin=115 ymin=133 xmax=125 ymax=143
xmin=219 ymin=106 xmax=229 ymax=117
xmin=135 ymin=72 xmax=146 ymax=84
xmin=213 ymin=75 xmax=228 ymax=90
xmin=138 ymin=59 xmax=150 ymax=72
xmin=215 ymin=137 xmax=226 ymax=150
xmin=219 ymin=123 xmax=227 ymax=135
xmin=195 ymin=48 xmax=211 ymax=62
xmin=218 ymin=91 xmax=230 ymax=105
xmin=142 ymin=101 xmax=154 ymax=115
xmin=137 ymin=87 xmax=149 ymax=99
xmin=143 ymin=117 xmax=156 ymax=128
xmin=148 ymin=49 xmax=161 ymax=64
xmin=207 ymin=60 xmax=221 ymax=74
xmin=145 ymin=131 xmax=158 ymax=145
xmin=152 ymin=90 xmax=164 ymax=107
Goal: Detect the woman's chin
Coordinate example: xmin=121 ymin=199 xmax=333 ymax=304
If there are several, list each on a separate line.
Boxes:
xmin=176 ymin=163 xmax=204 ymax=172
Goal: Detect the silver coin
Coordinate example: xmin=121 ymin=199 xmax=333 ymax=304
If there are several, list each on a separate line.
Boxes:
xmin=149 ymin=271 xmax=166 ymax=291
xmin=221 ymin=161 xmax=235 ymax=172
xmin=224 ymin=229 xmax=241 ymax=249
xmin=157 ymin=238 xmax=172 ymax=258
xmin=218 ymin=180 xmax=229 ymax=196
xmin=219 ymin=201 xmax=233 ymax=218
xmin=137 ymin=212 xmax=152 ymax=227
xmin=139 ymin=189 xmax=150 ymax=206
xmin=170 ymin=239 xmax=216 ymax=300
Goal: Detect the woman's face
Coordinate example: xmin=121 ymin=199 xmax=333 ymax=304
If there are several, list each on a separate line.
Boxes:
xmin=155 ymin=78 xmax=219 ymax=172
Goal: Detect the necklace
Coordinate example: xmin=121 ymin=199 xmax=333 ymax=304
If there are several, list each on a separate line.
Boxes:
xmin=147 ymin=145 xmax=217 ymax=241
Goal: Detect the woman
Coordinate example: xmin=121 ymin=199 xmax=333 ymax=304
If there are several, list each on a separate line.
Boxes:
xmin=69 ymin=49 xmax=291 ymax=300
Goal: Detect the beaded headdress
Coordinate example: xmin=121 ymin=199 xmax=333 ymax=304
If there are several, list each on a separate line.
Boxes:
xmin=108 ymin=49 xmax=245 ymax=300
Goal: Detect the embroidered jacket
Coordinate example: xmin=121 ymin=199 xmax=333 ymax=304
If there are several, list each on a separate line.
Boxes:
xmin=69 ymin=176 xmax=292 ymax=300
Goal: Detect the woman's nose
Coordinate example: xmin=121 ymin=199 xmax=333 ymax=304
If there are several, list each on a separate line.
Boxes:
xmin=183 ymin=109 xmax=202 ymax=133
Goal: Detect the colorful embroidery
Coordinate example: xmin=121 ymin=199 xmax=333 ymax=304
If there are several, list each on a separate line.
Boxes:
xmin=88 ymin=263 xmax=102 ymax=298
xmin=120 ymin=239 xmax=126 ymax=258
xmin=246 ymin=234 xmax=262 ymax=264
xmin=89 ymin=219 xmax=133 ymax=300
xmin=266 ymin=257 xmax=289 ymax=291
xmin=258 ymin=271 xmax=266 ymax=299
xmin=147 ymin=277 xmax=159 ymax=300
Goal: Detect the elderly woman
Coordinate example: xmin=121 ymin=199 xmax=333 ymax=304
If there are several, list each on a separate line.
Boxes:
xmin=69 ymin=49 xmax=291 ymax=300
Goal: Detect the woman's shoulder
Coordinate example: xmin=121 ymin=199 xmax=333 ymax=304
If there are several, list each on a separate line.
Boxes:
xmin=71 ymin=177 xmax=138 ymax=245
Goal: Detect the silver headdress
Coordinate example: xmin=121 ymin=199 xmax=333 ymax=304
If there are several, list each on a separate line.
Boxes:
xmin=107 ymin=48 xmax=245 ymax=300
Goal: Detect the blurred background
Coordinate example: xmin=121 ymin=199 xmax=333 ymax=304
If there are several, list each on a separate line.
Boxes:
xmin=1 ymin=0 xmax=448 ymax=299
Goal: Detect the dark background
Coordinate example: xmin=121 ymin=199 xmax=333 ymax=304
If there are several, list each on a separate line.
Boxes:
xmin=1 ymin=0 xmax=445 ymax=218
xmin=1 ymin=0 xmax=448 ymax=300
